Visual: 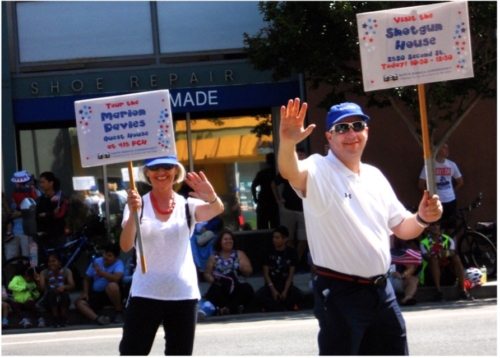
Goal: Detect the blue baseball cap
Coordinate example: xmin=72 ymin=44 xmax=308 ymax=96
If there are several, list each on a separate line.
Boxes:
xmin=326 ymin=102 xmax=370 ymax=131
xmin=144 ymin=155 xmax=179 ymax=167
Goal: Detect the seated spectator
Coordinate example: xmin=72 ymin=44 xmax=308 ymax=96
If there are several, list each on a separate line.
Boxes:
xmin=388 ymin=264 xmax=419 ymax=306
xmin=75 ymin=243 xmax=124 ymax=325
xmin=255 ymin=225 xmax=304 ymax=312
xmin=39 ymin=253 xmax=75 ymax=327
xmin=2 ymin=285 xmax=12 ymax=328
xmin=190 ymin=215 xmax=223 ymax=272
xmin=203 ymin=229 xmax=254 ymax=315
xmin=419 ymin=221 xmax=472 ymax=301
xmin=8 ymin=263 xmax=45 ymax=328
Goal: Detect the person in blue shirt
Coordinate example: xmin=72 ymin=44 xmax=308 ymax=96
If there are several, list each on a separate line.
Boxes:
xmin=190 ymin=215 xmax=223 ymax=272
xmin=75 ymin=243 xmax=124 ymax=325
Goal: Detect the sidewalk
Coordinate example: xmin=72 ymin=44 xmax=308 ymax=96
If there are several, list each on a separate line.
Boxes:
xmin=2 ymin=273 xmax=496 ymax=331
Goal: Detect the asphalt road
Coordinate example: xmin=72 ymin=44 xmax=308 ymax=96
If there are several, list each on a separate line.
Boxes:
xmin=1 ymin=299 xmax=496 ymax=356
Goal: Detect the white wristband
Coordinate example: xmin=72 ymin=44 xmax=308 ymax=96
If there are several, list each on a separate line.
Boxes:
xmin=415 ymin=214 xmax=429 ymax=228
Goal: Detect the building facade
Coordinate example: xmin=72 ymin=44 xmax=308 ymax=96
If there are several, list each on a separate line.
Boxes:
xmin=2 ymin=1 xmax=304 ymax=230
xmin=3 ymin=1 xmax=496 ymax=238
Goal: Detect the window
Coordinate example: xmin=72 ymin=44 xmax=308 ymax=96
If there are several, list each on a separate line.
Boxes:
xmin=157 ymin=1 xmax=265 ymax=54
xmin=16 ymin=1 xmax=154 ymax=63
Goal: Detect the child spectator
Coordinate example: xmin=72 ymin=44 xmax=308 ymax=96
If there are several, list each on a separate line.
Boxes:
xmin=2 ymin=285 xmax=12 ymax=328
xmin=4 ymin=171 xmax=38 ymax=281
xmin=75 ymin=243 xmax=124 ymax=325
xmin=255 ymin=225 xmax=305 ymax=312
xmin=8 ymin=263 xmax=45 ymax=328
xmin=39 ymin=253 xmax=75 ymax=327
xmin=420 ymin=221 xmax=472 ymax=301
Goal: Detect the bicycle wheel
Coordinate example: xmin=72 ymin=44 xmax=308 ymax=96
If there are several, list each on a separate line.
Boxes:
xmin=458 ymin=231 xmax=497 ymax=276
xmin=470 ymin=232 xmax=497 ymax=276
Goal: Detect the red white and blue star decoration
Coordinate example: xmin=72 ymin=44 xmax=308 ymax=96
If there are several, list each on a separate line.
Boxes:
xmin=360 ymin=18 xmax=378 ymax=53
xmin=78 ymin=105 xmax=92 ymax=135
xmin=157 ymin=98 xmax=172 ymax=152
xmin=453 ymin=10 xmax=469 ymax=73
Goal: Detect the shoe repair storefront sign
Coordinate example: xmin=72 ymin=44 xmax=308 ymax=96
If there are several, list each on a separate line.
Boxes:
xmin=11 ymin=62 xmax=300 ymax=124
xmin=356 ymin=1 xmax=473 ymax=92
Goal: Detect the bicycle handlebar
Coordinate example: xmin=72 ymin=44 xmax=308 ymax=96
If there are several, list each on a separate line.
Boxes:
xmin=456 ymin=192 xmax=483 ymax=217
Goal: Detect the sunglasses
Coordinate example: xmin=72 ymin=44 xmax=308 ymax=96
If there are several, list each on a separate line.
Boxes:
xmin=330 ymin=121 xmax=367 ymax=134
xmin=147 ymin=164 xmax=175 ymax=171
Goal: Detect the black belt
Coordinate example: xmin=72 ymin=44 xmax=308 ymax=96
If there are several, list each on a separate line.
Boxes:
xmin=316 ymin=266 xmax=389 ymax=287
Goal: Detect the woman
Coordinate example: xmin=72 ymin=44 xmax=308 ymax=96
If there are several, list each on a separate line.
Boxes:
xmin=39 ymin=252 xmax=75 ymax=327
xmin=119 ymin=155 xmax=223 ymax=356
xmin=203 ymin=229 xmax=254 ymax=315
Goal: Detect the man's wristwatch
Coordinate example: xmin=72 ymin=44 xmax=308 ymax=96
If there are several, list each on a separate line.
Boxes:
xmin=415 ymin=214 xmax=430 ymax=228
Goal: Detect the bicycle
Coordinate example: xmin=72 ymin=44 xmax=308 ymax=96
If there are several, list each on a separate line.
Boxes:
xmin=447 ymin=193 xmax=497 ymax=277
xmin=2 ymin=217 xmax=105 ymax=290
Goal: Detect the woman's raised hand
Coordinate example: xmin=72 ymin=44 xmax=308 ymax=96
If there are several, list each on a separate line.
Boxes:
xmin=185 ymin=172 xmax=217 ymax=202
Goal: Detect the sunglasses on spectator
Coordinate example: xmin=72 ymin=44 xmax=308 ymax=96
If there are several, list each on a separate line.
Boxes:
xmin=330 ymin=121 xmax=367 ymax=134
xmin=147 ymin=164 xmax=176 ymax=171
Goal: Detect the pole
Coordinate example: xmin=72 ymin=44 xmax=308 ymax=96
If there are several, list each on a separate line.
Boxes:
xmin=417 ymin=84 xmax=436 ymax=196
xmin=127 ymin=161 xmax=147 ymax=273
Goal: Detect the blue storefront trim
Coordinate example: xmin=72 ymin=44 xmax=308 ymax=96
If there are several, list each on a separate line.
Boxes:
xmin=12 ymin=81 xmax=300 ymax=124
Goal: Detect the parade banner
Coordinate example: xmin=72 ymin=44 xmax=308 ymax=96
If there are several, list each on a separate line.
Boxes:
xmin=75 ymin=90 xmax=175 ymax=167
xmin=357 ymin=1 xmax=473 ymax=92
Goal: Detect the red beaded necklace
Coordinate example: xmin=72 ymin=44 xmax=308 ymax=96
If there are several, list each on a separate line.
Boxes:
xmin=150 ymin=192 xmax=176 ymax=215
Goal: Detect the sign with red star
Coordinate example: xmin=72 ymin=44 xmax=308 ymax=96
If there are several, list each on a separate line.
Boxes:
xmin=356 ymin=1 xmax=473 ymax=92
xmin=74 ymin=90 xmax=175 ymax=167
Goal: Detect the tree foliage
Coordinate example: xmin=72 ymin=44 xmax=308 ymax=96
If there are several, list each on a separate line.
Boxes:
xmin=243 ymin=1 xmax=496 ymax=152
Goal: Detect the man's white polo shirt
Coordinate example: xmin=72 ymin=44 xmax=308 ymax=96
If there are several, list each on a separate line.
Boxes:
xmin=295 ymin=151 xmax=407 ymax=278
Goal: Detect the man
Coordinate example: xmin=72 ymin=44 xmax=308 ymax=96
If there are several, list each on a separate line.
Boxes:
xmin=419 ymin=221 xmax=472 ymax=301
xmin=251 ymin=152 xmax=279 ymax=229
xmin=418 ymin=142 xmax=463 ymax=232
xmin=272 ymin=147 xmax=308 ymax=268
xmin=36 ymin=172 xmax=68 ymax=264
xmin=75 ymin=243 xmax=124 ymax=325
xmin=255 ymin=225 xmax=304 ymax=312
xmin=278 ymin=99 xmax=442 ymax=355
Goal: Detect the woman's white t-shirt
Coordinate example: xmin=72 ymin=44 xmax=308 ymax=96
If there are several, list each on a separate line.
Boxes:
xmin=122 ymin=192 xmax=202 ymax=301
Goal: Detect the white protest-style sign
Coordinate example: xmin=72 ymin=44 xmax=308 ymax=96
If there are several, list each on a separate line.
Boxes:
xmin=357 ymin=1 xmax=473 ymax=92
xmin=72 ymin=176 xmax=96 ymax=191
xmin=121 ymin=166 xmax=141 ymax=182
xmin=75 ymin=90 xmax=175 ymax=168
